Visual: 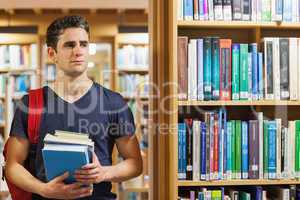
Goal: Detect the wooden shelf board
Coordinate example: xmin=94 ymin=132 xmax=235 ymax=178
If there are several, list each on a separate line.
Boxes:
xmin=178 ymin=20 xmax=300 ymax=29
xmin=178 ymin=100 xmax=300 ymax=106
xmin=178 ymin=179 xmax=300 ymax=186
xmin=118 ymin=68 xmax=149 ymax=74
xmin=123 ymin=95 xmax=149 ymax=100
xmin=0 ymin=33 xmax=37 ymax=44
xmin=0 ymin=67 xmax=36 ymax=74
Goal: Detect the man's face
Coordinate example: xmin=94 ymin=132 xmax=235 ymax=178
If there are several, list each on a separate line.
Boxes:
xmin=48 ymin=27 xmax=89 ymax=77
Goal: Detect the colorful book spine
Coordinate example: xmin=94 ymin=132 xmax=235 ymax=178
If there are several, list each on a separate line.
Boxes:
xmin=240 ymin=44 xmax=249 ymax=100
xmin=184 ymin=0 xmax=194 ymax=20
xmin=258 ymin=52 xmax=264 ymax=99
xmin=204 ymin=38 xmax=212 ymax=100
xmin=241 ymin=121 xmax=249 ymax=179
xmin=235 ymin=120 xmax=242 ymax=179
xmin=295 ymin=120 xmax=300 ymax=177
xmin=250 ymin=43 xmax=259 ymax=100
xmin=263 ymin=120 xmax=269 ymax=179
xmin=197 ymin=39 xmax=204 ymax=100
xmin=212 ymin=37 xmax=220 ymax=100
xmin=268 ymin=120 xmax=277 ymax=179
xmin=219 ymin=39 xmax=232 ymax=100
xmin=231 ymin=120 xmax=236 ymax=178
xmin=226 ymin=121 xmax=232 ymax=179
xmin=231 ymin=44 xmax=240 ymax=100
xmin=201 ymin=122 xmax=207 ymax=180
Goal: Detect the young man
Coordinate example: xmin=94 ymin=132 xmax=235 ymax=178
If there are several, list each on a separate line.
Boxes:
xmin=5 ymin=15 xmax=142 ymax=200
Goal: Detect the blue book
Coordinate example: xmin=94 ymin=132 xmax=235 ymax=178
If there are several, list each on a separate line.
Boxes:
xmin=248 ymin=53 xmax=252 ymax=100
xmin=197 ymin=39 xmax=204 ymax=100
xmin=283 ymin=0 xmax=292 ymax=21
xmin=241 ymin=121 xmax=249 ymax=179
xmin=268 ymin=121 xmax=277 ymax=179
xmin=200 ymin=122 xmax=207 ymax=180
xmin=275 ymin=0 xmax=283 ymax=21
xmin=184 ymin=0 xmax=194 ymax=20
xmin=178 ymin=123 xmax=184 ymax=180
xmin=250 ymin=44 xmax=258 ymax=100
xmin=198 ymin=0 xmax=205 ymax=19
xmin=212 ymin=37 xmax=220 ymax=100
xmin=226 ymin=121 xmax=232 ymax=178
xmin=203 ymin=37 xmax=212 ymax=100
xmin=42 ymin=144 xmax=90 ymax=183
xmin=180 ymin=123 xmax=187 ymax=180
xmin=222 ymin=109 xmax=227 ymax=178
xmin=198 ymin=192 xmax=204 ymax=200
xmin=258 ymin=52 xmax=264 ymax=100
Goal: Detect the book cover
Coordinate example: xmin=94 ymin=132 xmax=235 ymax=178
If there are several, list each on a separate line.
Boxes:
xmin=212 ymin=37 xmax=220 ymax=100
xmin=178 ymin=37 xmax=189 ymax=100
xmin=279 ymin=38 xmax=290 ymax=100
xmin=235 ymin=120 xmax=242 ymax=179
xmin=219 ymin=39 xmax=232 ymax=101
xmin=249 ymin=120 xmax=259 ymax=179
xmin=184 ymin=0 xmax=194 ymax=20
xmin=204 ymin=37 xmax=212 ymax=100
xmin=197 ymin=39 xmax=204 ymax=100
xmin=268 ymin=120 xmax=277 ymax=179
xmin=240 ymin=44 xmax=249 ymax=100
xmin=232 ymin=0 xmax=242 ymax=20
xmin=42 ymin=144 xmax=90 ymax=184
xmin=232 ymin=44 xmax=240 ymax=100
xmin=241 ymin=121 xmax=249 ymax=179
xmin=250 ymin=43 xmax=258 ymax=100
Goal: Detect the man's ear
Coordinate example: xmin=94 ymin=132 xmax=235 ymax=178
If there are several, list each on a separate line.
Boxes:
xmin=47 ymin=47 xmax=57 ymax=63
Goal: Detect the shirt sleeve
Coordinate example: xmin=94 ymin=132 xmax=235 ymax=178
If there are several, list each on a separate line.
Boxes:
xmin=9 ymin=95 xmax=29 ymax=139
xmin=109 ymin=94 xmax=136 ymax=139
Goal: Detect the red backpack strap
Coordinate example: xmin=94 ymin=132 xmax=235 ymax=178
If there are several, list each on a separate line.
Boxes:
xmin=27 ymin=88 xmax=44 ymax=144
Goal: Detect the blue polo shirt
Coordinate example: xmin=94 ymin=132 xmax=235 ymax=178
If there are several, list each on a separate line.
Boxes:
xmin=10 ymin=82 xmax=136 ymax=200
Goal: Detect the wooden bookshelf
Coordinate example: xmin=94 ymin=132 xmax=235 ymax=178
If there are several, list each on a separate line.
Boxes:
xmin=178 ymin=179 xmax=300 ymax=187
xmin=118 ymin=68 xmax=149 ymax=74
xmin=178 ymin=21 xmax=300 ymax=29
xmin=178 ymin=100 xmax=300 ymax=106
xmin=149 ymin=0 xmax=300 ymax=199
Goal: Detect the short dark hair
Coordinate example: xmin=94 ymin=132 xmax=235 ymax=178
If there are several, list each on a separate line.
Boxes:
xmin=46 ymin=15 xmax=90 ymax=50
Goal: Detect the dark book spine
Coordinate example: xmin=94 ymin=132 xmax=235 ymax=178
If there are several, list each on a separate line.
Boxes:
xmin=232 ymin=0 xmax=242 ymax=20
xmin=249 ymin=120 xmax=259 ymax=179
xmin=185 ymin=118 xmax=194 ymax=180
xmin=178 ymin=37 xmax=189 ymax=100
xmin=279 ymin=38 xmax=290 ymax=100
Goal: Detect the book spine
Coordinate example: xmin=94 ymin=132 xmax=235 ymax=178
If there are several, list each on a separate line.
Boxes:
xmin=210 ymin=114 xmax=215 ymax=180
xmin=199 ymin=0 xmax=205 ymax=20
xmin=213 ymin=114 xmax=219 ymax=179
xmin=249 ymin=120 xmax=259 ymax=179
xmin=231 ymin=120 xmax=236 ymax=179
xmin=235 ymin=120 xmax=242 ymax=179
xmin=178 ymin=123 xmax=183 ymax=179
xmin=252 ymin=0 xmax=257 ymax=21
xmin=184 ymin=0 xmax=194 ymax=20
xmin=218 ymin=109 xmax=224 ymax=179
xmin=276 ymin=118 xmax=282 ymax=179
xmin=240 ymin=44 xmax=249 ymax=100
xmin=289 ymin=38 xmax=297 ymax=100
xmin=226 ymin=121 xmax=232 ymax=179
xmin=178 ymin=0 xmax=184 ymax=20
xmin=258 ymin=52 xmax=264 ymax=100
xmin=212 ymin=37 xmax=220 ymax=100
xmin=194 ymin=0 xmax=200 ymax=20
xmin=205 ymin=113 xmax=211 ymax=180
xmin=197 ymin=39 xmax=204 ymax=100
xmin=232 ymin=0 xmax=242 ymax=20
xmin=214 ymin=0 xmax=224 ymax=20
xmin=185 ymin=119 xmax=193 ymax=180
xmin=223 ymin=0 xmax=232 ymax=20
xmin=296 ymin=120 xmax=300 ymax=178
xmin=275 ymin=0 xmax=283 ymax=21
xmin=219 ymin=39 xmax=232 ymax=100
xmin=242 ymin=0 xmax=251 ymax=20
xmin=178 ymin=37 xmax=189 ymax=100
xmin=258 ymin=112 xmax=264 ymax=179
xmin=232 ymin=44 xmax=240 ymax=100
xmin=261 ymin=0 xmax=271 ymax=21
xmin=283 ymin=0 xmax=292 ymax=21
xmin=248 ymin=52 xmax=252 ymax=100
xmin=201 ymin=122 xmax=207 ymax=180
xmin=279 ymin=38 xmax=290 ymax=100
xmin=268 ymin=120 xmax=277 ymax=179
xmin=204 ymin=38 xmax=212 ymax=100
xmin=264 ymin=38 xmax=274 ymax=100
xmin=208 ymin=0 xmax=215 ymax=20
xmin=250 ymin=43 xmax=259 ymax=100
xmin=241 ymin=121 xmax=249 ymax=179
xmin=193 ymin=121 xmax=200 ymax=180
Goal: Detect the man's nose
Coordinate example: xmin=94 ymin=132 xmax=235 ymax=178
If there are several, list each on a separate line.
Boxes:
xmin=73 ymin=44 xmax=84 ymax=55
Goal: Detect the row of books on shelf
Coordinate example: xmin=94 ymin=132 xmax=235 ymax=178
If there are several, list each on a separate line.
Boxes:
xmin=43 ymin=64 xmax=56 ymax=83
xmin=178 ymin=109 xmax=300 ymax=181
xmin=179 ymin=185 xmax=300 ymax=200
xmin=178 ymin=36 xmax=300 ymax=101
xmin=0 ymin=74 xmax=37 ymax=96
xmin=0 ymin=44 xmax=37 ymax=69
xmin=178 ymin=0 xmax=300 ymax=22
xmin=119 ymin=74 xmax=149 ymax=97
xmin=117 ymin=45 xmax=149 ymax=68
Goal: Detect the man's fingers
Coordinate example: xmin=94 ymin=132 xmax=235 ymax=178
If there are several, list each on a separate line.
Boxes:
xmin=81 ymin=163 xmax=97 ymax=169
xmin=75 ymin=168 xmax=98 ymax=176
xmin=52 ymin=172 xmax=69 ymax=183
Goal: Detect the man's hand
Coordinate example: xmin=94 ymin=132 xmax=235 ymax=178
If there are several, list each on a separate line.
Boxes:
xmin=41 ymin=172 xmax=93 ymax=199
xmin=74 ymin=153 xmax=109 ymax=185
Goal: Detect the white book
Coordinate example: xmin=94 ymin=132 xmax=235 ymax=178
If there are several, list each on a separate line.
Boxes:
xmin=223 ymin=4 xmax=232 ymax=20
xmin=208 ymin=0 xmax=215 ymax=20
xmin=292 ymin=0 xmax=298 ymax=22
xmin=192 ymin=121 xmax=201 ymax=181
xmin=44 ymin=133 xmax=94 ymax=147
xmin=289 ymin=38 xmax=298 ymax=100
xmin=251 ymin=0 xmax=257 ymax=21
xmin=257 ymin=0 xmax=262 ymax=21
xmin=271 ymin=0 xmax=276 ymax=21
xmin=276 ymin=118 xmax=282 ymax=179
xmin=214 ymin=4 xmax=224 ymax=20
xmin=188 ymin=40 xmax=198 ymax=100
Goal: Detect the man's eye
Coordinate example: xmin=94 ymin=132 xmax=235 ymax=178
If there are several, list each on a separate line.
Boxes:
xmin=81 ymin=43 xmax=88 ymax=47
xmin=66 ymin=44 xmax=75 ymax=48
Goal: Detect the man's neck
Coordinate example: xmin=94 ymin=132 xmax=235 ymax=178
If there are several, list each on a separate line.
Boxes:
xmin=50 ymin=71 xmax=93 ymax=102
